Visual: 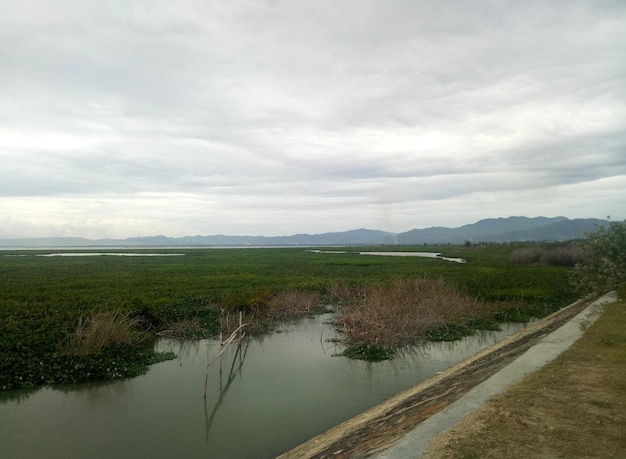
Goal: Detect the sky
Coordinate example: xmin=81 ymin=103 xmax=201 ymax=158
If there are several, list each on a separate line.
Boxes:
xmin=1 ymin=0 xmax=625 ymax=239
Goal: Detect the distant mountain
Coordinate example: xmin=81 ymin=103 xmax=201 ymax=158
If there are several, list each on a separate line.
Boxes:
xmin=0 ymin=217 xmax=610 ymax=248
xmin=500 ymin=218 xmax=608 ymax=242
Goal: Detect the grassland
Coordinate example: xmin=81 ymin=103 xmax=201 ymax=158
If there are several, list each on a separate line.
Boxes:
xmin=0 ymin=243 xmax=579 ymax=390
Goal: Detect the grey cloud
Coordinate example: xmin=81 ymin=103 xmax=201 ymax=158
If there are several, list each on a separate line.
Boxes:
xmin=0 ymin=0 xmax=624 ymax=237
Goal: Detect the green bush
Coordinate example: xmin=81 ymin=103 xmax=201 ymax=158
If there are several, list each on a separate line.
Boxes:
xmin=571 ymin=221 xmax=626 ymax=293
xmin=427 ymin=324 xmax=474 ymax=341
xmin=341 ymin=343 xmax=395 ymax=362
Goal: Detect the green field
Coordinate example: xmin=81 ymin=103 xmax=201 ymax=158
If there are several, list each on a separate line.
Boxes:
xmin=0 ymin=244 xmax=579 ymax=390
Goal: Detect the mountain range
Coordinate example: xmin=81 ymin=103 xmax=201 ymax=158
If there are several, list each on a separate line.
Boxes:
xmin=0 ymin=216 xmax=609 ymax=248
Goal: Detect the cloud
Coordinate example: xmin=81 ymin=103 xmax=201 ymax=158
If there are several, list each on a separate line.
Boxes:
xmin=0 ymin=0 xmax=624 ymax=238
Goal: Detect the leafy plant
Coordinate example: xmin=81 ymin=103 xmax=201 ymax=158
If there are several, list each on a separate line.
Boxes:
xmin=427 ymin=324 xmax=474 ymax=341
xmin=571 ymin=221 xmax=626 ymax=293
xmin=341 ymin=343 xmax=395 ymax=361
xmin=0 ymin=243 xmax=581 ymax=389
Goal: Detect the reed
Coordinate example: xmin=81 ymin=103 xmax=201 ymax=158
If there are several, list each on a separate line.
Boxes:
xmin=264 ymin=291 xmax=321 ymax=320
xmin=333 ymin=278 xmax=489 ymax=348
xmin=63 ymin=311 xmax=147 ymax=355
xmin=212 ymin=290 xmax=322 ymax=337
xmin=156 ymin=318 xmax=203 ymax=338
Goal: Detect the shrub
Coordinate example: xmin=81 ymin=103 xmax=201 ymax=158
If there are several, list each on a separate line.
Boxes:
xmin=510 ymin=247 xmax=544 ymax=265
xmin=572 ymin=221 xmax=626 ymax=293
xmin=541 ymin=244 xmax=582 ymax=267
xmin=333 ymin=278 xmax=487 ymax=349
xmin=266 ymin=290 xmax=321 ymax=320
xmin=211 ymin=290 xmax=322 ymax=337
xmin=63 ymin=311 xmax=149 ymax=355
xmin=156 ymin=318 xmax=203 ymax=339
xmin=510 ymin=244 xmax=582 ymax=267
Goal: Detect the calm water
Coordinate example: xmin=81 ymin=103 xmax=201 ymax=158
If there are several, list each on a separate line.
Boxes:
xmin=0 ymin=314 xmax=525 ymax=458
xmin=308 ymin=250 xmax=466 ymax=263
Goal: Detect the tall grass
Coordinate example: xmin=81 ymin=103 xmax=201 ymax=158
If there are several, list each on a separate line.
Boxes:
xmin=64 ymin=311 xmax=148 ymax=355
xmin=265 ymin=290 xmax=321 ymax=320
xmin=214 ymin=290 xmax=322 ymax=336
xmin=510 ymin=243 xmax=582 ymax=267
xmin=333 ymin=278 xmax=489 ymax=348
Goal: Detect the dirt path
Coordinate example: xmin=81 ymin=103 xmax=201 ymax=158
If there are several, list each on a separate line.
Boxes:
xmin=277 ymin=296 xmax=600 ymax=459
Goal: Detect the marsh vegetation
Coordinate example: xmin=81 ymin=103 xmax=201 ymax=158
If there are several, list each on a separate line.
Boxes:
xmin=1 ymin=242 xmax=581 ymax=390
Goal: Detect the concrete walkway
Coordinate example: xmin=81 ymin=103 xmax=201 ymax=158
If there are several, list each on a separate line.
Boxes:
xmin=374 ymin=291 xmax=618 ymax=459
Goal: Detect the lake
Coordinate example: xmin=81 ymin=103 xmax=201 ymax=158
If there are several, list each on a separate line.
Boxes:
xmin=308 ymin=250 xmax=466 ymax=263
xmin=0 ymin=314 xmax=525 ymax=458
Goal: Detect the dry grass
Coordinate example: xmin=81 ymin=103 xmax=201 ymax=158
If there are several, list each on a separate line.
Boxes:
xmin=333 ymin=278 xmax=489 ymax=347
xmin=423 ymin=298 xmax=626 ymax=458
xmin=214 ymin=290 xmax=322 ymax=336
xmin=510 ymin=243 xmax=582 ymax=267
xmin=156 ymin=318 xmax=203 ymax=338
xmin=265 ymin=290 xmax=320 ymax=320
xmin=63 ymin=311 xmax=148 ymax=355
xmin=217 ymin=309 xmax=263 ymax=336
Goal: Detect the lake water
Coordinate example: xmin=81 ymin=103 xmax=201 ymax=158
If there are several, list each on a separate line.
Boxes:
xmin=0 ymin=314 xmax=524 ymax=458
xmin=308 ymin=250 xmax=466 ymax=263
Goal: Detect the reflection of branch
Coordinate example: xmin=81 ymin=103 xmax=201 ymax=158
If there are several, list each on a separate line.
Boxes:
xmin=203 ymin=338 xmax=250 ymax=444
xmin=228 ymin=332 xmax=246 ymax=375
xmin=204 ymin=323 xmax=248 ymax=399
xmin=320 ymin=322 xmax=343 ymax=355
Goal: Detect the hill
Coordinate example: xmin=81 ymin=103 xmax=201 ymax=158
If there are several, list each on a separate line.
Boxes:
xmin=0 ymin=216 xmax=609 ymax=248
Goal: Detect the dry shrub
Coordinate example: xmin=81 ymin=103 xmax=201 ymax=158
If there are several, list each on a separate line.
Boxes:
xmin=334 ymin=278 xmax=486 ymax=348
xmin=510 ymin=247 xmax=543 ymax=265
xmin=266 ymin=291 xmax=320 ymax=320
xmin=216 ymin=291 xmax=321 ymax=336
xmin=541 ymin=244 xmax=582 ymax=266
xmin=64 ymin=311 xmax=147 ymax=355
xmin=328 ymin=280 xmax=365 ymax=305
xmin=217 ymin=308 xmax=263 ymax=337
xmin=156 ymin=318 xmax=202 ymax=338
xmin=510 ymin=244 xmax=582 ymax=267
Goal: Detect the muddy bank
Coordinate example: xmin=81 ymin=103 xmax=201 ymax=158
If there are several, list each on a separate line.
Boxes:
xmin=278 ymin=295 xmax=600 ymax=459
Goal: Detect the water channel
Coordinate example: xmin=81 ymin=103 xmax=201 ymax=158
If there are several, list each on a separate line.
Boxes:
xmin=308 ymin=250 xmax=466 ymax=263
xmin=1 ymin=313 xmax=526 ymax=459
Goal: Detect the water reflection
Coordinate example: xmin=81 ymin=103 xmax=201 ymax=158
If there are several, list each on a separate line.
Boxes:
xmin=204 ymin=338 xmax=251 ymax=443
xmin=1 ymin=315 xmax=526 ymax=459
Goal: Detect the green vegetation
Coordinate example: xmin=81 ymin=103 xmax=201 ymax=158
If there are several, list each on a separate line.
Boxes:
xmin=1 ymin=244 xmax=580 ymax=389
xmin=342 ymin=343 xmax=396 ymax=362
xmin=572 ymin=220 xmax=626 ymax=293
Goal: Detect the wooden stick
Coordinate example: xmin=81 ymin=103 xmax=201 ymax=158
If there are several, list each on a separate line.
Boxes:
xmin=208 ymin=323 xmax=248 ymax=367
xmin=219 ymin=326 xmax=223 ymax=379
xmin=203 ymin=321 xmax=248 ymax=397
xmin=238 ymin=311 xmax=243 ymax=340
xmin=203 ymin=340 xmax=210 ymax=399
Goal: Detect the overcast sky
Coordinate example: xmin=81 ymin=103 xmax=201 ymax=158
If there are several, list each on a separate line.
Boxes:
xmin=1 ymin=1 xmax=624 ymax=239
